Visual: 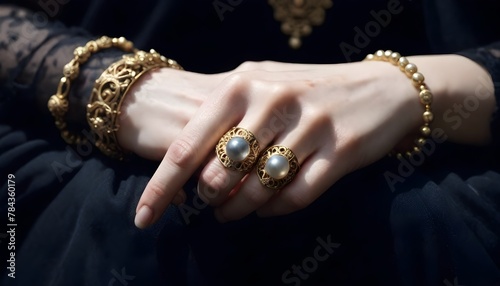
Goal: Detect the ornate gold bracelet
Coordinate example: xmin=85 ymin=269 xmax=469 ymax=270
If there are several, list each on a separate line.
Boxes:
xmin=48 ymin=36 xmax=135 ymax=145
xmin=365 ymin=50 xmax=434 ymax=158
xmin=87 ymin=49 xmax=183 ymax=160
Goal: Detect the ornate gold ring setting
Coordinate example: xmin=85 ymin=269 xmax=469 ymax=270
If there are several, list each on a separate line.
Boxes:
xmin=216 ymin=127 xmax=260 ymax=172
xmin=257 ymin=145 xmax=300 ymax=190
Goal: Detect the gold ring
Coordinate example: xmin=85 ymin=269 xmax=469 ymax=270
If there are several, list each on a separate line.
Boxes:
xmin=216 ymin=127 xmax=260 ymax=172
xmin=257 ymin=145 xmax=300 ymax=190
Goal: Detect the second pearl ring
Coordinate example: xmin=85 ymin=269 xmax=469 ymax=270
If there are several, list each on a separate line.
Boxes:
xmin=216 ymin=127 xmax=260 ymax=172
xmin=257 ymin=145 xmax=300 ymax=190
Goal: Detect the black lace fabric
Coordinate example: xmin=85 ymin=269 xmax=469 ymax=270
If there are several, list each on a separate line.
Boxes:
xmin=0 ymin=5 xmax=124 ymax=130
xmin=458 ymin=43 xmax=500 ymax=145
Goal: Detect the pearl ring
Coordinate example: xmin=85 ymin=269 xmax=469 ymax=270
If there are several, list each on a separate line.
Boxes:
xmin=216 ymin=127 xmax=260 ymax=172
xmin=257 ymin=145 xmax=300 ymax=190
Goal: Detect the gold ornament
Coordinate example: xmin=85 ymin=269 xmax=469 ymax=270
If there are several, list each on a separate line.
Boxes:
xmin=269 ymin=0 xmax=333 ymax=49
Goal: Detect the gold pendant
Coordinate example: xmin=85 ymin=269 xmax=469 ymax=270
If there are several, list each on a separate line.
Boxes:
xmin=269 ymin=0 xmax=333 ymax=49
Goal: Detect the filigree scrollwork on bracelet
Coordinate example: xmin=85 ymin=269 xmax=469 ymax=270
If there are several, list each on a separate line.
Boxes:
xmin=86 ymin=49 xmax=183 ymax=160
xmin=48 ymin=36 xmax=135 ymax=145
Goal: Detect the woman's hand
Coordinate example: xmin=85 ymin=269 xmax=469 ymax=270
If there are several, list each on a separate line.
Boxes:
xmin=132 ymin=60 xmax=421 ymax=227
xmin=116 ymin=68 xmax=227 ymax=161
xmin=133 ymin=56 xmax=495 ymax=228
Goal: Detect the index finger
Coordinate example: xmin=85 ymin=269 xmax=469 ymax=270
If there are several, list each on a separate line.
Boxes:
xmin=134 ymin=76 xmax=246 ymax=228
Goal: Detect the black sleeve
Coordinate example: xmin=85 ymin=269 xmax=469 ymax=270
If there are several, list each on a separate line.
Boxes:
xmin=457 ymin=41 xmax=500 ymax=146
xmin=0 ymin=5 xmax=125 ymax=131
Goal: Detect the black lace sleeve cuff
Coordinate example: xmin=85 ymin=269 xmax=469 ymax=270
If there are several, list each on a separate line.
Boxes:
xmin=0 ymin=5 xmax=126 ymax=131
xmin=457 ymin=41 xmax=500 ymax=146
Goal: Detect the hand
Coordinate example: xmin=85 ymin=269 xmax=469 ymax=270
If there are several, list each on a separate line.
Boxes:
xmin=116 ymin=68 xmax=227 ymax=161
xmin=133 ymin=60 xmax=422 ymax=227
xmin=133 ymin=56 xmax=495 ymax=228
xmin=116 ymin=68 xmax=228 ymax=205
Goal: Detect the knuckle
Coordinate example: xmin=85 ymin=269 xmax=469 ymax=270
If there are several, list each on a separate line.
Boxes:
xmin=217 ymin=73 xmax=248 ymax=103
xmin=271 ymin=83 xmax=294 ymax=97
xmin=236 ymin=61 xmax=258 ymax=71
xmin=267 ymin=83 xmax=300 ymax=105
xmin=146 ymin=180 xmax=168 ymax=202
xmin=200 ymin=164 xmax=231 ymax=196
xmin=225 ymin=73 xmax=247 ymax=88
xmin=305 ymin=109 xmax=331 ymax=129
xmin=167 ymin=138 xmax=197 ymax=169
xmin=260 ymin=60 xmax=275 ymax=67
xmin=236 ymin=60 xmax=277 ymax=72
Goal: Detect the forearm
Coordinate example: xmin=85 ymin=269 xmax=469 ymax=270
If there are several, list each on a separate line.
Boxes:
xmin=408 ymin=54 xmax=496 ymax=145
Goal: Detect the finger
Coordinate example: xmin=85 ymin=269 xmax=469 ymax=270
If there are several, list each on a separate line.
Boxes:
xmin=213 ymin=127 xmax=316 ymax=223
xmin=197 ymin=115 xmax=279 ymax=206
xmin=134 ymin=76 xmax=247 ymax=229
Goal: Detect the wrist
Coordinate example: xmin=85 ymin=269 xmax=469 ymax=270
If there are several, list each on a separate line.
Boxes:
xmin=360 ymin=59 xmax=426 ymax=147
xmin=408 ymin=55 xmax=495 ymax=145
xmin=117 ymin=69 xmax=214 ymax=160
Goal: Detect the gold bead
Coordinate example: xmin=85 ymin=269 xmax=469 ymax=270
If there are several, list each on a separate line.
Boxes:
xmin=85 ymin=41 xmax=98 ymax=52
xmin=117 ymin=37 xmax=126 ymax=45
xmin=423 ymin=111 xmax=434 ymax=123
xmin=419 ymin=89 xmax=433 ymax=105
xmin=281 ymin=23 xmax=292 ymax=33
xmin=301 ymin=24 xmax=312 ymax=35
xmin=405 ymin=63 xmax=418 ymax=77
xmin=74 ymin=46 xmax=89 ymax=63
xmin=289 ymin=37 xmax=301 ymax=49
xmin=398 ymin=57 xmax=409 ymax=71
xmin=389 ymin=52 xmax=401 ymax=64
xmin=365 ymin=50 xmax=434 ymax=159
xmin=412 ymin=72 xmax=425 ymax=86
xmin=123 ymin=41 xmax=134 ymax=52
xmin=421 ymin=126 xmax=431 ymax=137
xmin=63 ymin=62 xmax=79 ymax=80
xmin=417 ymin=138 xmax=427 ymax=146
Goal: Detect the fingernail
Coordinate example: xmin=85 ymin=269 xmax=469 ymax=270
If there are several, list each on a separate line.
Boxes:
xmin=134 ymin=205 xmax=153 ymax=229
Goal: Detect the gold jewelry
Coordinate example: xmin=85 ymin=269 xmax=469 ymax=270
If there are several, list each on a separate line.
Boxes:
xmin=257 ymin=145 xmax=300 ymax=190
xmin=269 ymin=0 xmax=333 ymax=49
xmin=216 ymin=127 xmax=260 ymax=172
xmin=48 ymin=36 xmax=135 ymax=145
xmin=364 ymin=50 xmax=434 ymax=158
xmin=87 ymin=49 xmax=183 ymax=160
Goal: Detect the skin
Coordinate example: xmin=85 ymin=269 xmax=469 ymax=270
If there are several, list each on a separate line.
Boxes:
xmin=118 ymin=55 xmax=495 ymax=229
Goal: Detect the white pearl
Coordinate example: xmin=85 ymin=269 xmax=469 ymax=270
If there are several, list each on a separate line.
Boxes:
xmin=226 ymin=137 xmax=250 ymax=161
xmin=264 ymin=155 xmax=290 ymax=179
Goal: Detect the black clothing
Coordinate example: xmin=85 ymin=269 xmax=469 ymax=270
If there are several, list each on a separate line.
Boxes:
xmin=1 ymin=1 xmax=500 ymax=285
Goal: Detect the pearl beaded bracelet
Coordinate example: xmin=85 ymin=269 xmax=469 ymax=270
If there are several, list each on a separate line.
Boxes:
xmin=365 ymin=50 xmax=434 ymax=158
